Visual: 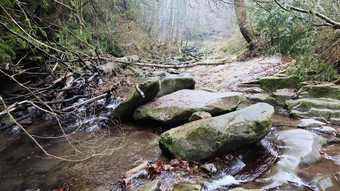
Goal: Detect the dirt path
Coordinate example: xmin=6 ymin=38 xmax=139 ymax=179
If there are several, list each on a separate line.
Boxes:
xmin=188 ymin=56 xmax=289 ymax=91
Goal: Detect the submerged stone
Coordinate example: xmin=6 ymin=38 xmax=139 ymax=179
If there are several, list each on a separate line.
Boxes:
xmin=134 ymin=90 xmax=245 ymax=124
xmin=109 ymin=78 xmax=161 ymax=122
xmin=259 ymin=75 xmax=300 ymax=92
xmin=157 ymin=77 xmax=195 ymax=97
xmin=159 ymin=103 xmax=274 ymax=161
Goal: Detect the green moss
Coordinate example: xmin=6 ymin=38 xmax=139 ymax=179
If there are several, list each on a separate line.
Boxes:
xmin=259 ymin=76 xmax=301 ymax=92
xmin=110 ymin=78 xmax=161 ymax=122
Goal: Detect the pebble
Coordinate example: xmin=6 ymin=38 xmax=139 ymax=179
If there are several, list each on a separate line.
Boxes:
xmin=10 ymin=125 xmax=21 ymax=135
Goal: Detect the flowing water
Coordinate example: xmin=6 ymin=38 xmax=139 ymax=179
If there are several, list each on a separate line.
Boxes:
xmin=0 ymin=57 xmax=339 ymax=190
xmin=1 ymin=104 xmax=339 ymax=191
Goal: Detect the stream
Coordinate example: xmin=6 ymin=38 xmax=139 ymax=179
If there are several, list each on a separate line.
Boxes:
xmin=0 ymin=57 xmax=339 ymax=191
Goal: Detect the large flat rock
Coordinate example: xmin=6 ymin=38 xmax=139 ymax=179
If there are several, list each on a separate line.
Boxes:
xmin=159 ymin=103 xmax=274 ymax=161
xmin=133 ymin=90 xmax=246 ymax=124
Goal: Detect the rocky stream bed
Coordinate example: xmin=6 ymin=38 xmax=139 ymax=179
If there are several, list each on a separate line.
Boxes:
xmin=0 ymin=56 xmax=339 ymax=191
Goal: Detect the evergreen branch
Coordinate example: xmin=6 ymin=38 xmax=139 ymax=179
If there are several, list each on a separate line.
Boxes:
xmin=273 ymin=0 xmax=340 ymax=29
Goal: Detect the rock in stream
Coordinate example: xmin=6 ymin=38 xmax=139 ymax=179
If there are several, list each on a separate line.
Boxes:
xmin=133 ymin=90 xmax=246 ymax=124
xmin=159 ymin=103 xmax=274 ymax=161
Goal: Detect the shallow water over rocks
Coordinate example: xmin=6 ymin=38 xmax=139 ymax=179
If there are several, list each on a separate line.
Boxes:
xmin=1 ymin=108 xmax=339 ymax=190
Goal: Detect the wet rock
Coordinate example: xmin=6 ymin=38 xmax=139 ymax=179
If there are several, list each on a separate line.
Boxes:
xmin=200 ymin=163 xmax=217 ymax=174
xmin=159 ymin=103 xmax=274 ymax=161
xmin=296 ymin=83 xmax=340 ymax=99
xmin=188 ymin=111 xmax=212 ymax=122
xmin=110 ymin=78 xmax=161 ymax=122
xmin=243 ymin=87 xmax=264 ymax=93
xmin=157 ymin=77 xmax=196 ymax=97
xmin=262 ymin=129 xmax=324 ymax=188
xmin=312 ymin=172 xmax=340 ymax=191
xmin=259 ymin=74 xmax=300 ymax=92
xmin=312 ymin=126 xmax=339 ymax=137
xmin=296 ymin=119 xmax=326 ymax=129
xmin=10 ymin=125 xmax=20 ymax=135
xmin=44 ymin=114 xmax=55 ymax=121
xmin=134 ymin=90 xmax=245 ymax=124
xmin=132 ymin=180 xmax=161 ymax=191
xmin=229 ymin=188 xmax=265 ymax=191
xmin=273 ymin=88 xmax=296 ymax=105
xmin=172 ymin=183 xmax=202 ymax=191
xmin=276 ymin=129 xmax=323 ymax=166
xmin=246 ymin=93 xmax=275 ymax=104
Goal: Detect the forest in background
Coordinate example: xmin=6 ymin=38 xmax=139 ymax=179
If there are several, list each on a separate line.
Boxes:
xmin=0 ymin=0 xmax=339 ymax=99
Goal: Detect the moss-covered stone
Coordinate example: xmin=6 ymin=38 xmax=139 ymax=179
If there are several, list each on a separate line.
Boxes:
xmin=188 ymin=111 xmax=212 ymax=122
xmin=308 ymin=108 xmax=340 ymax=120
xmin=109 ymin=78 xmax=161 ymax=122
xmin=157 ymin=77 xmax=195 ymax=97
xmin=285 ymin=98 xmax=340 ymax=112
xmin=259 ymin=75 xmax=301 ymax=92
xmin=172 ymin=183 xmax=202 ymax=191
xmin=159 ymin=103 xmax=274 ymax=161
xmin=134 ymin=90 xmax=246 ymax=124
xmin=296 ymin=83 xmax=340 ymax=99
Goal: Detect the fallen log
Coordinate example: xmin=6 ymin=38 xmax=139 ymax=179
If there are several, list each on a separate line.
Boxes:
xmin=97 ymin=57 xmax=233 ymax=68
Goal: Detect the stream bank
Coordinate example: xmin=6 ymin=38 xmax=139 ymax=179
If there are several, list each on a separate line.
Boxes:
xmin=0 ymin=56 xmax=339 ymax=191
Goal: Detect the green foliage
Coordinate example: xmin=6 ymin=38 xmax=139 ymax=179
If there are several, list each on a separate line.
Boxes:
xmin=251 ymin=0 xmax=339 ymax=81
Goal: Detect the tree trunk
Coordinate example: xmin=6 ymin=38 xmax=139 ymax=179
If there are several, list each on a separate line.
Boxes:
xmin=234 ymin=0 xmax=253 ymax=43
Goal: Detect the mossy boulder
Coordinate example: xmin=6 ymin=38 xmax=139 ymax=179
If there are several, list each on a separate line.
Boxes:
xmin=259 ymin=75 xmax=300 ymax=92
xmin=159 ymin=103 xmax=274 ymax=161
xmin=109 ymin=78 xmax=161 ymax=122
xmin=296 ymin=83 xmax=340 ymax=99
xmin=157 ymin=77 xmax=195 ymax=97
xmin=134 ymin=90 xmax=246 ymax=124
xmin=172 ymin=183 xmax=202 ymax=191
xmin=188 ymin=111 xmax=212 ymax=122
